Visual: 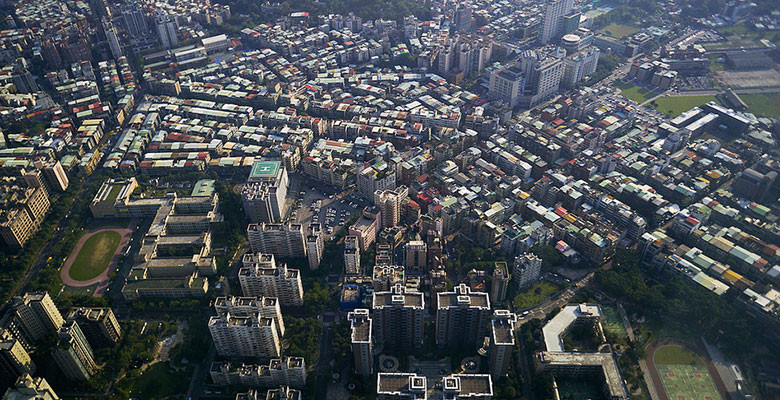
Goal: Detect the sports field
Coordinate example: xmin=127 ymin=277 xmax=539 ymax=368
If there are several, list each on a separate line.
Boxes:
xmin=615 ymin=81 xmax=656 ymax=104
xmin=69 ymin=230 xmax=121 ymax=281
xmin=651 ymin=96 xmax=722 ymax=117
xmin=599 ymin=23 xmax=640 ymax=39
xmin=740 ymin=92 xmax=780 ymax=118
xmin=653 ymin=345 xmax=722 ymax=400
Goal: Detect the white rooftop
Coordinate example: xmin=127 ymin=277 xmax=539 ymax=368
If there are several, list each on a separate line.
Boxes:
xmin=542 ymin=304 xmax=602 ymax=352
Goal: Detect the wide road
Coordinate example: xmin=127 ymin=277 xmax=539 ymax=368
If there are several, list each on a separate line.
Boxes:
xmin=515 ymin=271 xmax=595 ymax=327
xmin=314 ymin=324 xmax=333 ymax=400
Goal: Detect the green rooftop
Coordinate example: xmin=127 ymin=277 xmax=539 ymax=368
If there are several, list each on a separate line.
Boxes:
xmin=250 ymin=161 xmax=281 ymax=179
xmin=106 ymin=184 xmax=124 ymax=203
xmin=192 ymin=179 xmax=216 ymax=196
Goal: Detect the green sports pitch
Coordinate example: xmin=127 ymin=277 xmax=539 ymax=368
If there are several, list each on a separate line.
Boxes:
xmin=656 ymin=364 xmax=721 ymax=400
xmin=654 ymin=345 xmax=722 ymax=400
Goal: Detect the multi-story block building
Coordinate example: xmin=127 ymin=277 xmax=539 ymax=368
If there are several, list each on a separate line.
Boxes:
xmin=0 ymin=185 xmax=50 ymax=248
xmin=404 ymin=240 xmax=427 ymax=275
xmin=377 ymin=373 xmax=427 ymax=400
xmin=247 ymin=223 xmax=306 ymax=258
xmin=441 ymin=374 xmax=493 ymax=399
xmin=436 ymin=284 xmax=491 ymax=348
xmin=344 ymin=235 xmax=361 ymax=275
xmin=514 ymin=253 xmax=542 ymax=288
xmin=305 ymin=224 xmax=324 ymax=270
xmin=65 ymin=307 xmax=121 ymax=349
xmin=348 ymin=208 xmax=381 ymax=251
xmin=347 ymin=309 xmax=373 ymax=376
xmin=2 ymin=292 xmax=63 ymax=349
xmin=2 ymin=374 xmax=59 ymax=400
xmin=358 ymin=161 xmax=396 ymax=199
xmin=239 ymin=254 xmax=304 ymax=306
xmin=562 ymin=46 xmax=600 ymax=88
xmin=39 ymin=160 xmax=69 ymax=192
xmin=488 ymin=310 xmax=516 ymax=378
xmin=155 ymin=12 xmax=178 ymax=48
xmin=214 ymin=296 xmax=284 ymax=336
xmin=209 ymin=357 xmax=306 ymax=388
xmin=242 ymin=160 xmax=289 ymax=223
xmin=208 ymin=313 xmax=280 ymax=358
xmin=0 ymin=332 xmax=35 ymax=388
xmin=374 ymin=189 xmax=404 ymax=229
xmin=372 ymin=265 xmax=405 ymax=292
xmin=490 ymin=262 xmax=510 ymax=305
xmin=51 ymin=321 xmax=96 ymax=382
xmin=539 ymin=0 xmax=575 ymax=44
xmin=372 ymin=284 xmax=424 ymax=348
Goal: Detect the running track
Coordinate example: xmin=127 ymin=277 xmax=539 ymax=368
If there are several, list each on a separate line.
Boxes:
xmin=60 ymin=225 xmax=132 ymax=297
xmin=645 ymin=339 xmax=731 ymax=400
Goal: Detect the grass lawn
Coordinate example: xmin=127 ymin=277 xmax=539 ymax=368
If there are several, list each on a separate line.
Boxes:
xmin=653 ymin=345 xmax=704 ymax=366
xmin=650 ymin=95 xmax=722 ymax=117
xmin=62 ymin=283 xmax=99 ymax=296
xmin=599 ymin=23 xmax=640 ymax=39
xmin=69 ymin=230 xmax=121 ymax=281
xmin=705 ymin=53 xmax=725 ymax=72
xmin=615 ymin=81 xmax=657 ymax=103
xmin=123 ymin=362 xmax=190 ymax=399
xmin=514 ymin=281 xmax=562 ymax=309
xmin=739 ymin=92 xmax=780 ymax=118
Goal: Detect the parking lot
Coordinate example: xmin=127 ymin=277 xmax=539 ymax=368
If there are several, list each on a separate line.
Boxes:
xmin=285 ymin=173 xmax=370 ymax=240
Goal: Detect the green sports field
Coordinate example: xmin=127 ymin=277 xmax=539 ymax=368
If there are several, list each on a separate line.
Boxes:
xmin=654 ymin=345 xmax=722 ymax=400
xmin=69 ymin=230 xmax=121 ymax=281
xmin=656 ymin=364 xmax=721 ymax=400
xmin=650 ymin=96 xmax=722 ymax=117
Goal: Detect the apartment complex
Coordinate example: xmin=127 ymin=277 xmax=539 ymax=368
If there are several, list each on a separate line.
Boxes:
xmin=514 ymin=253 xmax=542 ymax=288
xmin=358 ymin=160 xmax=396 ymax=199
xmin=306 ymin=223 xmax=324 ymax=270
xmin=214 ymin=296 xmax=285 ymax=336
xmin=0 ymin=333 xmax=35 ymax=389
xmin=404 ymin=240 xmax=427 ymax=275
xmin=488 ymin=310 xmax=517 ymax=378
xmin=247 ymin=223 xmax=306 ymax=258
xmin=0 ymin=161 xmax=69 ymax=248
xmin=441 ymin=374 xmax=493 ymax=399
xmin=372 ymin=284 xmax=424 ymax=348
xmin=0 ymin=292 xmax=64 ymax=349
xmin=208 ymin=313 xmax=280 ymax=358
xmin=2 ymin=374 xmax=59 ymax=400
xmin=65 ymin=307 xmax=121 ymax=349
xmin=52 ymin=321 xmax=97 ymax=382
xmin=490 ymin=262 xmax=511 ymax=304
xmin=0 ymin=184 xmax=50 ymax=249
xmin=344 ymin=235 xmax=361 ymax=275
xmin=372 ymin=265 xmax=405 ymax=292
xmin=347 ymin=309 xmax=373 ymax=376
xmin=242 ymin=160 xmax=288 ymax=223
xmin=209 ymin=357 xmax=306 ymax=388
xmin=374 ymin=189 xmax=404 ymax=229
xmin=436 ymin=284 xmax=491 ymax=348
xmin=538 ymin=0 xmax=575 ymax=44
xmin=239 ymin=254 xmax=304 ymax=306
xmin=376 ymin=373 xmax=427 ymax=400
